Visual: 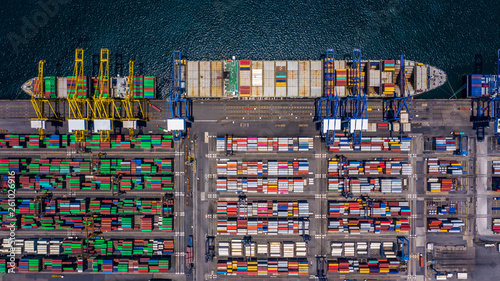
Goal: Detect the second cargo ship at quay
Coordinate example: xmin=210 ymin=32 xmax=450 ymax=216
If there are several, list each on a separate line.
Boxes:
xmin=22 ymin=54 xmax=447 ymax=99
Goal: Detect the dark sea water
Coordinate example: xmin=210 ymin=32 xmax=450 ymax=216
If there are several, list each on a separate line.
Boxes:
xmin=1 ymin=0 xmax=499 ymax=99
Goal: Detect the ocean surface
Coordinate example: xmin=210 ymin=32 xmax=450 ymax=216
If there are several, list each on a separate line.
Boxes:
xmin=0 ymin=0 xmax=499 ymax=99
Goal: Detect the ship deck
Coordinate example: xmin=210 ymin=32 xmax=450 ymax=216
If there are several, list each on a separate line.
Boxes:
xmin=183 ymin=59 xmax=446 ymax=100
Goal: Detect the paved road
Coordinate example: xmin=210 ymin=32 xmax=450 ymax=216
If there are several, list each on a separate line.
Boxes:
xmin=1 ymin=98 xmax=500 ymax=281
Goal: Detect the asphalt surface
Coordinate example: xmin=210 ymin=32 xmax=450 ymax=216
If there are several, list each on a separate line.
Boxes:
xmin=1 ymin=98 xmax=500 ymax=281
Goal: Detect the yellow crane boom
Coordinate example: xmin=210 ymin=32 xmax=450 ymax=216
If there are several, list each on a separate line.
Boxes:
xmin=29 ymin=60 xmax=59 ymax=140
xmin=93 ymin=49 xmax=120 ymax=142
xmin=67 ymin=49 xmax=93 ymax=143
xmin=121 ymin=60 xmax=146 ymax=139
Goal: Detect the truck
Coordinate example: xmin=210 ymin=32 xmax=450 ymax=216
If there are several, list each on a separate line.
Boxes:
xmin=186 ymin=235 xmax=194 ymax=265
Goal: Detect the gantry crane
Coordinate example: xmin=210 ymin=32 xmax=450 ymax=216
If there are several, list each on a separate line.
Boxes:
xmin=67 ymin=49 xmax=93 ymax=142
xmin=315 ymin=256 xmax=328 ymax=281
xmin=316 ymin=49 xmax=342 ymax=146
xmin=81 ymin=214 xmax=99 ymax=258
xmin=84 ymin=215 xmax=99 ymax=239
xmin=397 ymin=236 xmax=410 ymax=262
xmin=344 ymin=49 xmax=368 ymax=145
xmin=93 ymin=49 xmax=120 ymax=142
xmin=29 ymin=60 xmax=59 ymax=139
xmin=121 ymin=60 xmax=147 ymax=139
xmin=34 ymin=191 xmax=52 ymax=215
xmin=383 ymin=55 xmax=413 ymax=132
xmin=470 ymin=50 xmax=500 ymax=142
xmin=166 ymin=51 xmax=191 ymax=140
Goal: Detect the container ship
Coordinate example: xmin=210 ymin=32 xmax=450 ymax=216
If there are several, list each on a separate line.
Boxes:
xmin=183 ymin=58 xmax=446 ymax=98
xmin=22 ymin=57 xmax=446 ymax=99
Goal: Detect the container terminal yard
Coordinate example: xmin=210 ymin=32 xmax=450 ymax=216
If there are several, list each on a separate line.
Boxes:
xmin=1 ymin=49 xmax=500 ymax=281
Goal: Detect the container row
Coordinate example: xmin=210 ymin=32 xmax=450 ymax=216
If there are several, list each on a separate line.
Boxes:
xmin=0 ymin=158 xmax=173 ymax=174
xmin=218 ymin=240 xmax=307 ymax=258
xmin=493 ymin=161 xmax=500 ymax=175
xmin=216 ymin=258 xmax=308 ymax=276
xmin=328 ymin=178 xmax=404 ymax=194
xmin=328 ymin=137 xmax=411 ymax=152
xmin=218 ymin=137 xmax=313 ymax=152
xmin=88 ymin=257 xmax=170 ymax=273
xmin=9 ymin=198 xmax=174 ymax=216
xmin=327 ymin=258 xmax=402 ymax=274
xmin=217 ymin=160 xmax=309 ymax=176
xmin=427 ymin=202 xmax=457 ymax=216
xmin=328 ymin=201 xmax=411 ymax=217
xmin=493 ymin=218 xmax=500 ymax=234
xmin=0 ymin=134 xmax=172 ymax=149
xmin=327 ymin=218 xmax=410 ymax=233
xmin=217 ymin=218 xmax=309 ymax=236
xmin=2 ymin=214 xmax=173 ymax=232
xmin=1 ymin=175 xmax=174 ymax=191
xmin=216 ymin=178 xmax=306 ymax=194
xmin=331 ymin=241 xmax=398 ymax=258
xmin=427 ymin=178 xmax=457 ymax=192
xmin=328 ymin=158 xmax=412 ymax=176
xmin=216 ymin=200 xmax=309 ymax=218
xmin=427 ymin=159 xmax=465 ymax=175
xmin=434 ymin=137 xmax=457 ymax=151
xmin=0 ymin=255 xmax=169 ymax=274
xmin=1 ymin=238 xmax=174 ymax=256
xmin=427 ymin=218 xmax=464 ymax=233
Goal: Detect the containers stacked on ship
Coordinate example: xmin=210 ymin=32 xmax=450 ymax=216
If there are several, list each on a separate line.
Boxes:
xmin=466 ymin=74 xmax=497 ymax=97
xmin=143 ymin=76 xmax=156 ymax=98
xmin=239 ymin=60 xmax=251 ymax=97
xmin=31 ymin=77 xmax=57 ymax=99
xmin=275 ymin=61 xmax=287 ymax=97
xmin=132 ymin=76 xmax=144 ymax=99
xmin=67 ymin=76 xmax=88 ymax=98
xmin=187 ymin=59 xmax=325 ymax=98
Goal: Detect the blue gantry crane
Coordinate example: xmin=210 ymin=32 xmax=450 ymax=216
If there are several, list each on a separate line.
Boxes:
xmin=470 ymin=97 xmax=491 ymax=142
xmin=300 ymin=218 xmax=311 ymax=242
xmin=397 ymin=236 xmax=410 ymax=262
xmin=315 ymin=256 xmax=328 ymax=281
xmin=166 ymin=51 xmax=191 ymax=140
xmin=316 ymin=49 xmax=367 ymax=146
xmin=316 ymin=49 xmax=341 ymax=146
xmin=453 ymin=132 xmax=469 ymax=156
xmin=469 ymin=49 xmax=500 ymax=142
xmin=383 ymin=55 xmax=413 ymax=129
xmin=344 ymin=49 xmax=368 ymax=145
